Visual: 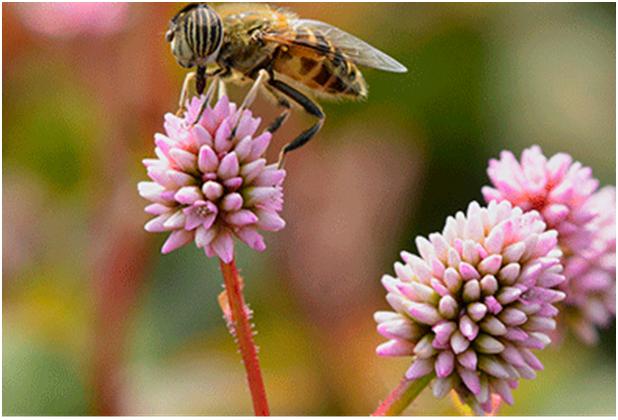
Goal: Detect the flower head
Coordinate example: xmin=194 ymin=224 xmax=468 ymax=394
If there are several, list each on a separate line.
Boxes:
xmin=562 ymin=186 xmax=616 ymax=344
xmin=138 ymin=96 xmax=286 ymax=263
xmin=375 ymin=201 xmax=565 ymax=414
xmin=482 ymin=145 xmax=599 ymax=251
xmin=482 ymin=146 xmax=616 ymax=344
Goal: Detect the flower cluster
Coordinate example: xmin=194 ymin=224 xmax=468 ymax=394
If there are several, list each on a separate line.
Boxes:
xmin=562 ymin=187 xmax=616 ymax=344
xmin=138 ymin=96 xmax=286 ymax=263
xmin=482 ymin=145 xmax=615 ymax=344
xmin=482 ymin=145 xmax=598 ymax=251
xmin=375 ymin=201 xmax=565 ymax=414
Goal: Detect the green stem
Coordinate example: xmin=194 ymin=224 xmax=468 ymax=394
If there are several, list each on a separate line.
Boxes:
xmin=372 ymin=374 xmax=434 ymax=416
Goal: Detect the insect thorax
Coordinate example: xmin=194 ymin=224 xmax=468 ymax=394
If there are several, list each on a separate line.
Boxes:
xmin=217 ymin=18 xmax=278 ymax=76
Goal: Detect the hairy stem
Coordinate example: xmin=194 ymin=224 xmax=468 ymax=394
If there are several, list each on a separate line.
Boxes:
xmin=219 ymin=259 xmax=270 ymax=416
xmin=372 ymin=374 xmax=434 ymax=416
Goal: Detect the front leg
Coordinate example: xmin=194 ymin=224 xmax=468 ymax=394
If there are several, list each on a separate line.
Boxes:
xmin=189 ymin=67 xmax=230 ymax=126
xmin=176 ymin=71 xmax=196 ymax=116
xmin=189 ymin=78 xmax=219 ymax=126
xmin=218 ymin=79 xmax=228 ymax=101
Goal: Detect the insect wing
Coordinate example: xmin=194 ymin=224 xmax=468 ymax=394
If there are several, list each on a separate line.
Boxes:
xmin=291 ymin=19 xmax=407 ymax=73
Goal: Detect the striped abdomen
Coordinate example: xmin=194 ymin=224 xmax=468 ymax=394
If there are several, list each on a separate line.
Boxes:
xmin=272 ymin=29 xmax=368 ymax=100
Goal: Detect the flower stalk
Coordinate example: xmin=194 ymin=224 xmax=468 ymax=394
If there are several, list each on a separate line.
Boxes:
xmin=219 ymin=258 xmax=270 ymax=416
xmin=372 ymin=373 xmax=434 ymax=416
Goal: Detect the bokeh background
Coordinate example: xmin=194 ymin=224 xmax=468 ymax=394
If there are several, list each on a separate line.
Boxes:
xmin=3 ymin=2 xmax=615 ymax=416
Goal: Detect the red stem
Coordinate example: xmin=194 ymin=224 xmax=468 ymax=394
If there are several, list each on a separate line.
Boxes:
xmin=372 ymin=374 xmax=433 ymax=416
xmin=219 ymin=259 xmax=270 ymax=416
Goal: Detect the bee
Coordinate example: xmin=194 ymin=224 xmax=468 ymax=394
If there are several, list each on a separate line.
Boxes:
xmin=166 ymin=3 xmax=407 ymax=166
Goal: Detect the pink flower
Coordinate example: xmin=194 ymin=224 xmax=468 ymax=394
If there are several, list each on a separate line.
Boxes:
xmin=375 ymin=201 xmax=565 ymax=414
xmin=16 ymin=3 xmax=129 ymax=38
xmin=562 ymin=187 xmax=616 ymax=344
xmin=138 ymin=96 xmax=286 ymax=263
xmin=482 ymin=145 xmax=599 ymax=251
xmin=482 ymin=146 xmax=616 ymax=344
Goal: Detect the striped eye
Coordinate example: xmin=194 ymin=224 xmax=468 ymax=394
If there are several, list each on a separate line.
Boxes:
xmin=183 ymin=5 xmax=223 ymax=62
xmin=168 ymin=4 xmax=224 ymax=69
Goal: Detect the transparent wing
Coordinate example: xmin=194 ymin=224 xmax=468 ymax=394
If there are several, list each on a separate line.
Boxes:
xmin=291 ymin=19 xmax=407 ymax=73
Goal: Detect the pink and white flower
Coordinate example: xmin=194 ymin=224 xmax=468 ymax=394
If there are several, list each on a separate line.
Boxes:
xmin=375 ymin=201 xmax=565 ymax=414
xmin=482 ymin=145 xmax=599 ymax=251
xmin=482 ymin=146 xmax=616 ymax=344
xmin=138 ymin=96 xmax=286 ymax=263
xmin=562 ymin=187 xmax=616 ymax=344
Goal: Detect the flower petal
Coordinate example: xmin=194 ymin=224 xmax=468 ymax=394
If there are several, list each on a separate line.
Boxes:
xmin=161 ymin=230 xmax=193 ymax=254
xmin=211 ymin=231 xmax=234 ymax=263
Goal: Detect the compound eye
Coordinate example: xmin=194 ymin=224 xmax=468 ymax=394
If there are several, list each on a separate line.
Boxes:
xmin=165 ymin=29 xmax=174 ymax=43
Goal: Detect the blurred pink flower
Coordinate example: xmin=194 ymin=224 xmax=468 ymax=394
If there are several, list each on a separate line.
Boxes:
xmin=375 ymin=201 xmax=565 ymax=414
xmin=16 ymin=3 xmax=129 ymax=38
xmin=138 ymin=96 xmax=286 ymax=263
xmin=482 ymin=145 xmax=599 ymax=251
xmin=482 ymin=145 xmax=616 ymax=344
xmin=562 ymin=186 xmax=616 ymax=344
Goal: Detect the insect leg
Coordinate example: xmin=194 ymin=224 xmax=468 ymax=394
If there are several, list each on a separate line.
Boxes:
xmin=189 ymin=77 xmax=219 ymax=126
xmin=176 ymin=71 xmax=196 ymax=116
xmin=267 ymin=79 xmax=325 ymax=168
xmin=210 ymin=66 xmax=231 ymax=101
xmin=263 ymin=86 xmax=292 ymax=135
xmin=229 ymin=69 xmax=270 ymax=139
xmin=217 ymin=79 xmax=228 ymax=101
xmin=188 ymin=68 xmax=229 ymax=126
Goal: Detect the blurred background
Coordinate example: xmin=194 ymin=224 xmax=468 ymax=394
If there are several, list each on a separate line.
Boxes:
xmin=3 ymin=2 xmax=615 ymax=416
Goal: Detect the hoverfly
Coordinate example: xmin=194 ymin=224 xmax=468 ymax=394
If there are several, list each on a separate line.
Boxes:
xmin=166 ymin=3 xmax=407 ymax=166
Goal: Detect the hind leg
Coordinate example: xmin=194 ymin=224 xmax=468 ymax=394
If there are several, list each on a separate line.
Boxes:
xmin=263 ymin=85 xmax=292 ymax=134
xmin=266 ymin=78 xmax=324 ymax=168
